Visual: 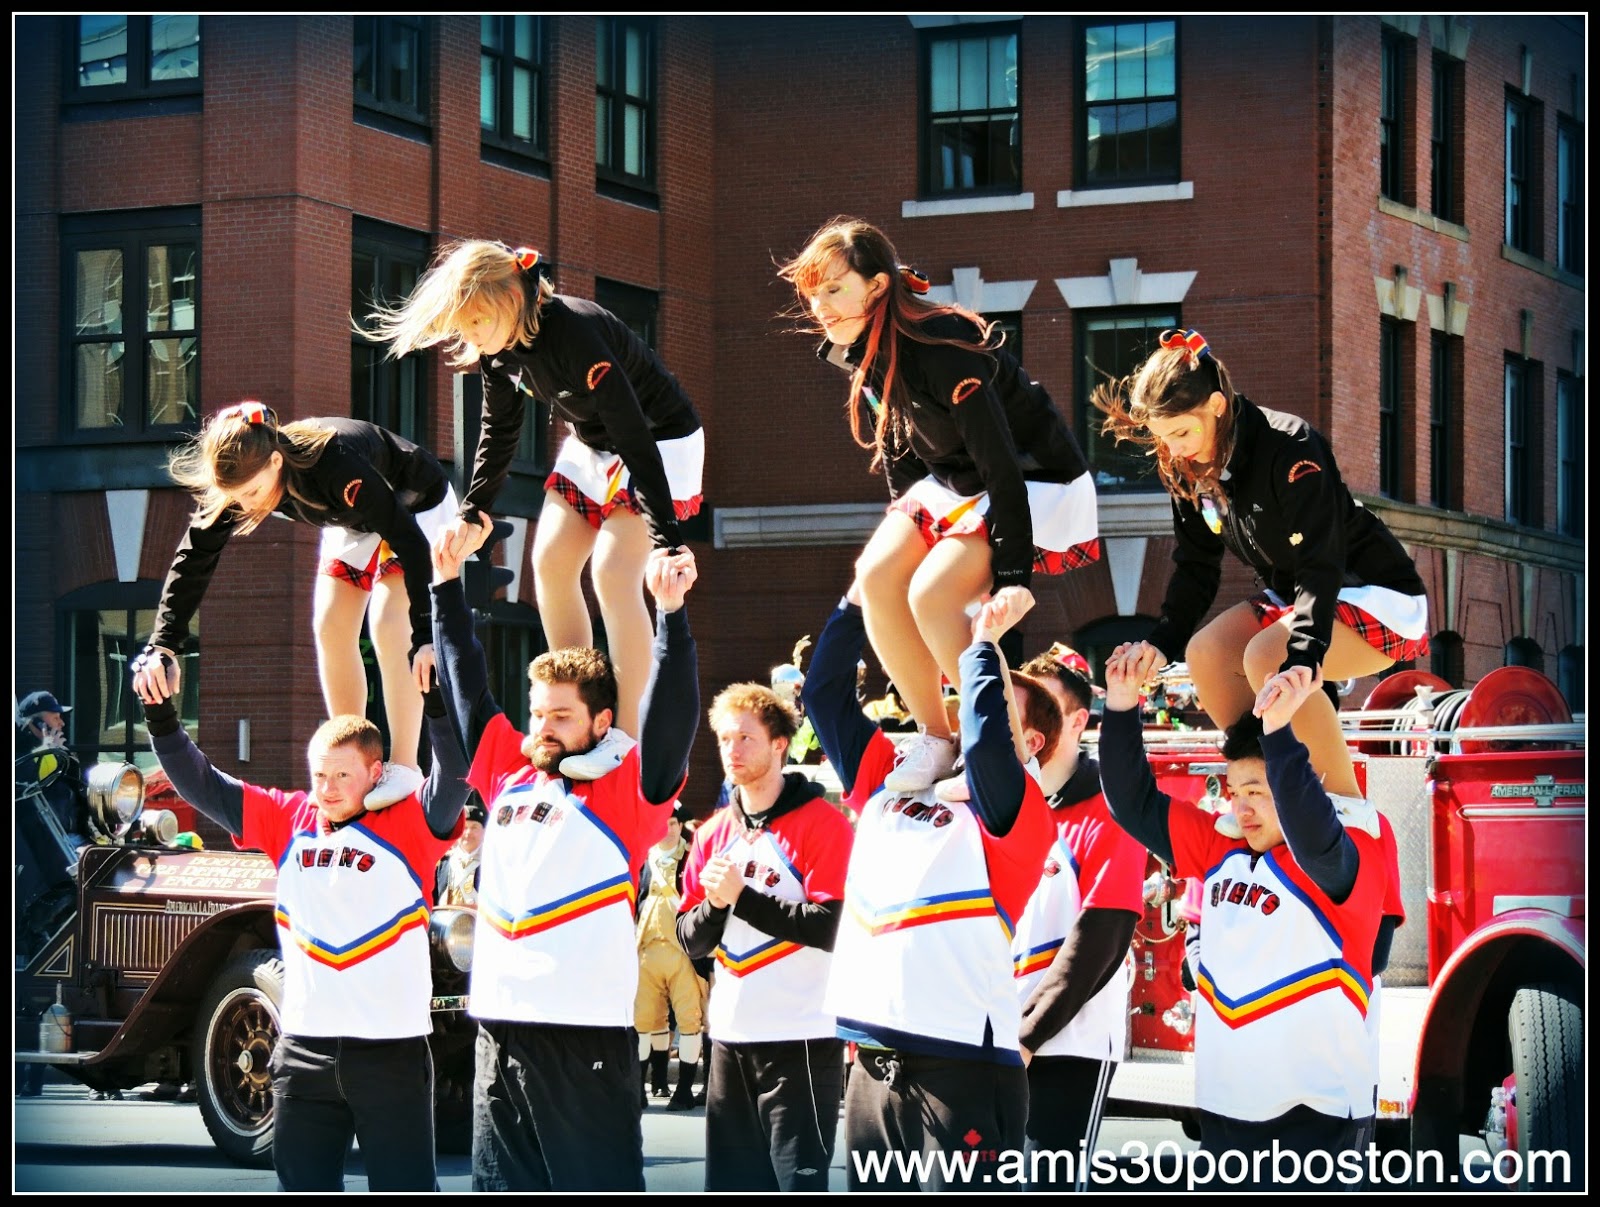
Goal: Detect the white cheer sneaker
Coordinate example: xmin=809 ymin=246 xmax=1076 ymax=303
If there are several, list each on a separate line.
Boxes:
xmin=883 ymin=730 xmax=958 ymax=793
xmin=559 ymin=726 xmax=638 ymax=781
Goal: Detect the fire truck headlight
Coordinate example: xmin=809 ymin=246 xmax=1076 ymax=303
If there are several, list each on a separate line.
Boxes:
xmin=429 ymin=908 xmax=475 ymax=972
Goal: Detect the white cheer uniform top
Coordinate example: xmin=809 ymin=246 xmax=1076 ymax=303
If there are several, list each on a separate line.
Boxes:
xmin=680 ymin=793 xmax=853 ymax=1044
xmin=824 ymin=730 xmax=1051 ymax=1059
xmin=239 ymin=784 xmax=458 ymax=1040
xmin=1168 ymin=805 xmax=1385 ymax=1121
xmin=467 ymin=714 xmax=671 ymax=1027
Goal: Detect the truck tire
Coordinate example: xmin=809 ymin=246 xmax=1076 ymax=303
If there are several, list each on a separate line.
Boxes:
xmin=1508 ymin=981 xmax=1582 ymax=1190
xmin=193 ymin=949 xmax=283 ymax=1168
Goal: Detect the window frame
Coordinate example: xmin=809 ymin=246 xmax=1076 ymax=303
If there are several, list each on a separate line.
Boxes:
xmin=595 ymin=16 xmax=657 ymax=199
xmin=1380 ymin=29 xmax=1409 ymax=205
xmin=1379 ymin=316 xmax=1403 ymax=499
xmin=1504 ymin=91 xmax=1535 ymax=254
xmin=1429 ymin=630 xmax=1464 ymax=688
xmin=919 ymin=20 xmax=1023 ymax=199
xmin=1503 ymin=356 xmax=1540 ymax=527
xmin=1077 ymin=18 xmax=1180 ymax=189
xmin=350 ymin=218 xmax=432 ymax=445
xmin=1074 ymin=307 xmax=1178 ymax=492
xmin=595 ymin=277 xmax=660 ymax=351
xmin=59 ymin=208 xmax=203 ymax=444
xmin=65 ymin=14 xmax=202 ymax=105
xmin=354 ymin=15 xmax=430 ymax=133
xmin=480 ymin=15 xmax=548 ymax=168
xmin=1557 ymin=116 xmax=1583 ymax=275
xmin=1429 ymin=330 xmax=1462 ymax=511
xmin=1430 ymin=51 xmax=1464 ymax=223
xmin=57 ymin=580 xmax=200 ymax=771
xmin=1556 ymin=370 xmax=1582 ymax=538
xmin=480 ymin=603 xmax=549 ymax=735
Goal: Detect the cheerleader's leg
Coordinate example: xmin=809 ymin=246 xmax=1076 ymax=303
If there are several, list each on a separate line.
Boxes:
xmin=531 ymin=488 xmax=600 ymax=652
xmin=312 ymin=572 xmax=372 ymax=719
xmin=856 ymin=511 xmax=950 ymax=740
xmin=591 ymin=508 xmax=654 ymax=735
xmin=907 ymin=533 xmax=993 ymax=692
xmin=370 ymin=570 xmax=423 ymax=768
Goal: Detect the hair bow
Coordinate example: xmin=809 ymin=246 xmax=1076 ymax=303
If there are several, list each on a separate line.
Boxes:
xmin=217 ymin=400 xmax=274 ymax=426
xmin=897 ymin=265 xmax=931 ymax=295
xmin=1158 ymin=328 xmax=1211 ymax=362
xmin=509 ymin=246 xmax=542 ymax=273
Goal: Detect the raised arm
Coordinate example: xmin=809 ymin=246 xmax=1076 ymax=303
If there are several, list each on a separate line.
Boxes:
xmin=1097 ymin=643 xmax=1175 ymax=864
xmin=799 ymin=587 xmax=880 ymax=797
xmin=638 ymin=549 xmax=700 ymax=805
xmin=419 ymin=688 xmax=471 ymax=840
xmin=141 ymin=693 xmax=246 ymax=838
xmin=429 ymin=533 xmax=507 ymax=758
xmin=1254 ymin=666 xmax=1358 ymax=902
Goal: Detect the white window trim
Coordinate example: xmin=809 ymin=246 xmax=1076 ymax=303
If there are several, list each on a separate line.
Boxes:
xmin=924 ymin=266 xmax=1037 ymax=314
xmin=902 ymin=193 xmax=1035 ymax=219
xmin=1058 ymin=182 xmax=1194 ymax=208
xmin=1056 ymin=257 xmax=1196 ymax=309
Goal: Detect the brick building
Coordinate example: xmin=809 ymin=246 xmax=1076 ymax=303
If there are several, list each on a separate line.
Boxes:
xmin=14 ymin=15 xmax=1585 ymax=800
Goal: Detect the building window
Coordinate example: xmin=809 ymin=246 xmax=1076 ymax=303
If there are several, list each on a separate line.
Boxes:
xmin=1379 ymin=317 xmax=1406 ymax=499
xmin=1505 ymin=92 xmax=1536 ymax=254
xmin=1504 ymin=357 xmax=1540 ymax=527
xmin=1504 ymin=637 xmax=1543 ymax=672
xmin=1380 ymin=30 xmax=1410 ymax=204
xmin=595 ymin=278 xmax=659 ymax=350
xmin=1077 ymin=310 xmax=1176 ymax=489
xmin=923 ymin=24 xmax=1020 ymax=196
xmin=1429 ymin=630 xmax=1464 ymax=688
xmin=69 ymin=15 xmax=200 ymax=101
xmin=1557 ymin=645 xmax=1584 ymax=713
xmin=355 ymin=16 xmax=428 ymax=127
xmin=1556 ymin=371 xmax=1582 ymax=538
xmin=1081 ymin=20 xmax=1178 ymax=187
xmin=1557 ymin=118 xmax=1582 ymax=275
xmin=1430 ymin=52 xmax=1463 ymax=223
xmin=351 ymin=221 xmax=429 ymax=444
xmin=62 ymin=212 xmax=201 ymax=440
xmin=481 ymin=16 xmax=546 ymax=160
xmin=61 ymin=587 xmax=199 ymax=770
xmin=1429 ymin=330 xmax=1462 ymax=510
xmin=988 ymin=313 xmax=1022 ymax=366
xmin=596 ymin=17 xmax=655 ymax=193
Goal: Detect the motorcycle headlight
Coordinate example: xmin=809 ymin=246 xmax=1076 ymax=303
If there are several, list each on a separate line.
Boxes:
xmin=429 ymin=907 xmax=475 ymax=972
xmin=86 ymin=762 xmax=145 ymax=841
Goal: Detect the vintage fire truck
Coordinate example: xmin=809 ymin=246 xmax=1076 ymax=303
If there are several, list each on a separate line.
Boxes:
xmin=14 ymin=757 xmax=477 ymax=1166
xmin=1104 ymin=665 xmax=1585 ymax=1190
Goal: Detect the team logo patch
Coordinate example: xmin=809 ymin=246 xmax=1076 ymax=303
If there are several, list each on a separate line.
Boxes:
xmin=586 ymin=361 xmax=613 ymax=390
xmin=342 ymin=479 xmax=363 ymax=508
xmin=1289 ymin=532 xmax=1304 ymax=546
xmin=1287 ymin=460 xmax=1322 ymax=483
xmin=951 ymin=377 xmax=982 ymax=406
xmin=1042 ymin=859 xmax=1061 ymax=878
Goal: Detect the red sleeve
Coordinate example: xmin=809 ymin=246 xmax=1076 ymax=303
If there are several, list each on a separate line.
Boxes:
xmin=466 ymin=712 xmax=532 ymax=808
xmin=235 ymin=784 xmax=312 ymax=864
xmin=1378 ymin=814 xmax=1404 ymax=923
xmin=1328 ymin=831 xmax=1387 ymax=981
xmin=843 ymin=729 xmax=898 ymax=814
xmin=678 ymin=811 xmax=725 ymax=914
xmin=1165 ymin=801 xmax=1239 ymax=882
xmin=798 ymin=802 xmax=854 ymax=904
xmin=980 ymin=776 xmax=1055 ymax=925
xmin=1076 ymin=796 xmax=1149 ymax=913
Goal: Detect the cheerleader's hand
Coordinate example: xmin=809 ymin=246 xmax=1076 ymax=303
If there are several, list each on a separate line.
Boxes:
xmin=131 ymin=646 xmax=180 ymax=706
xmin=444 ymin=512 xmax=495 ymax=561
xmin=412 ymin=643 xmax=436 ymax=694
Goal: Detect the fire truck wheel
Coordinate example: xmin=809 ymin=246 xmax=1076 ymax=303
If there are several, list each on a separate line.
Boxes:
xmin=193 ymin=949 xmax=284 ymax=1168
xmin=1507 ymin=981 xmax=1583 ymax=1190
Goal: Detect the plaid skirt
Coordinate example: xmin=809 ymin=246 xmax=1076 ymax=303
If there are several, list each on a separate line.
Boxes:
xmin=544 ymin=430 xmax=704 ymax=531
xmin=1249 ymin=587 xmax=1431 ymax=663
xmin=888 ymin=473 xmax=1102 ymax=576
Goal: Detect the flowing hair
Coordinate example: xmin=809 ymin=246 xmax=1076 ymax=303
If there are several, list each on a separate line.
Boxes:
xmin=1089 ymin=336 xmax=1239 ymax=507
xmin=168 ymin=405 xmax=336 ymax=533
xmin=778 ymin=217 xmax=1001 ymax=475
xmin=360 ymin=238 xmax=556 ymax=368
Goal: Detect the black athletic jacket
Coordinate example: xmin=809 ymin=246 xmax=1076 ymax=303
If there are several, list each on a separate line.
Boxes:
xmin=1145 ymin=397 xmax=1427 ymax=675
xmin=151 ymin=418 xmax=450 ymax=660
xmin=471 ymin=294 xmax=701 ymax=550
xmin=821 ymin=312 xmax=1091 ymax=591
